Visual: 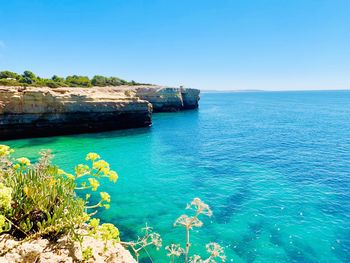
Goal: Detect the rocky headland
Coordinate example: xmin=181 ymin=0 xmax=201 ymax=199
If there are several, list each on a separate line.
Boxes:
xmin=0 ymin=85 xmax=200 ymax=139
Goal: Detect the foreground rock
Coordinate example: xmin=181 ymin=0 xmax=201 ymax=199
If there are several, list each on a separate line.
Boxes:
xmin=0 ymin=233 xmax=136 ymax=263
xmin=0 ymin=85 xmax=199 ymax=140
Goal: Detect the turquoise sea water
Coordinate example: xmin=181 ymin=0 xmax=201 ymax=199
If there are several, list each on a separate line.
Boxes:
xmin=3 ymin=91 xmax=350 ymax=262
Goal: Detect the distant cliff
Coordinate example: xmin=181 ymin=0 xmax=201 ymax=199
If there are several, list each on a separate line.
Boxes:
xmin=0 ymin=85 xmax=200 ymax=139
xmin=134 ymin=86 xmax=200 ymax=111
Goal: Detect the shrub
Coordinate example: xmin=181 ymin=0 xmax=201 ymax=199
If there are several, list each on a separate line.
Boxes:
xmin=0 ymin=79 xmax=22 ymax=86
xmin=0 ymin=71 xmax=20 ymax=80
xmin=65 ymin=75 xmax=92 ymax=87
xmin=0 ymin=145 xmax=120 ymax=257
xmin=0 ymin=70 xmax=142 ymax=88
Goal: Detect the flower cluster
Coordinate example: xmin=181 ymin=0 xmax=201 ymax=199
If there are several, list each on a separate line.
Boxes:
xmin=88 ymin=218 xmax=120 ymax=250
xmin=0 ymin=145 xmax=13 ymax=157
xmin=167 ymin=198 xmax=225 ymax=263
xmin=0 ymin=183 xmax=12 ymax=210
xmin=0 ymin=145 xmax=122 ymax=260
xmin=189 ymin=243 xmax=226 ymax=263
xmin=165 ymin=243 xmax=185 ymax=257
xmin=186 ymin=197 xmax=213 ymax=217
xmin=16 ymin=157 xmax=31 ymax=166
xmin=205 ymin=242 xmax=226 ymax=262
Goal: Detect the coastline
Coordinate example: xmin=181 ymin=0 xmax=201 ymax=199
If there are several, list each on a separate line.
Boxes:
xmin=0 ymin=85 xmax=200 ymax=140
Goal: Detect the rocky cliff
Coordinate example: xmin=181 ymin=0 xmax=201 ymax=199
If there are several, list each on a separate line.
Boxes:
xmin=134 ymin=86 xmax=200 ymax=112
xmin=0 ymin=85 xmax=200 ymax=139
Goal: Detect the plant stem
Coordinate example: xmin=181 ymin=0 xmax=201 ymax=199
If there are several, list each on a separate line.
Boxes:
xmin=185 ymin=227 xmax=190 ymax=263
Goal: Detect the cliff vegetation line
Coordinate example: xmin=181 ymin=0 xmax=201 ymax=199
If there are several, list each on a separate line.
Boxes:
xmin=0 ymin=70 xmax=150 ymax=88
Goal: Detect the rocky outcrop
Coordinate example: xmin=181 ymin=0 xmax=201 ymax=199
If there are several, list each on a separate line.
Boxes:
xmin=133 ymin=86 xmax=200 ymax=112
xmin=0 ymin=86 xmax=152 ymax=140
xmin=0 ymin=233 xmax=136 ymax=263
xmin=0 ymin=85 xmax=200 ymax=139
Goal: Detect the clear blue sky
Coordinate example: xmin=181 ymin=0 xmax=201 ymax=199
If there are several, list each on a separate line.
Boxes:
xmin=0 ymin=0 xmax=349 ymax=90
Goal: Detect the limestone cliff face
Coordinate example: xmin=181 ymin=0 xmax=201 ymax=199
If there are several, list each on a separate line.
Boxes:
xmin=0 ymin=85 xmax=200 ymax=139
xmin=133 ymin=86 xmax=200 ymax=112
xmin=0 ymin=86 xmax=152 ymax=139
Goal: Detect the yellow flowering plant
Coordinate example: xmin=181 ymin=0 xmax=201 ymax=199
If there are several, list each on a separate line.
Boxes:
xmin=0 ymin=146 xmax=121 ymax=259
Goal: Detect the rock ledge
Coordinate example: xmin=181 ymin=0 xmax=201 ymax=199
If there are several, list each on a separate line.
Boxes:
xmin=0 ymin=233 xmax=136 ymax=263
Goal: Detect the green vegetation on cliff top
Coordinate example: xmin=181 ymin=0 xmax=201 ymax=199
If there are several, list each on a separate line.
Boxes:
xmin=0 ymin=70 xmax=146 ymax=88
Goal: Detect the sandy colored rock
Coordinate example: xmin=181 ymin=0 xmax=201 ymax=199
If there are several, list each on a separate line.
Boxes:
xmin=134 ymin=86 xmax=200 ymax=111
xmin=0 ymin=86 xmax=152 ymax=139
xmin=0 ymin=85 xmax=200 ymax=139
xmin=0 ymin=233 xmax=136 ymax=263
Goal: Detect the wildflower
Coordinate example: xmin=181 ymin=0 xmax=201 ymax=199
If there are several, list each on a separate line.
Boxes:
xmin=89 ymin=218 xmax=100 ymax=229
xmin=12 ymin=164 xmax=20 ymax=170
xmin=99 ymin=223 xmax=120 ymax=241
xmin=75 ymin=164 xmax=90 ymax=178
xmin=174 ymin=214 xmax=203 ymax=229
xmin=16 ymin=157 xmax=31 ymax=166
xmin=86 ymin=194 xmax=91 ymax=200
xmin=86 ymin=153 xmax=100 ymax=161
xmin=166 ymin=244 xmax=184 ymax=257
xmin=88 ymin=178 xmax=100 ymax=191
xmin=82 ymin=212 xmax=90 ymax=222
xmin=187 ymin=198 xmax=213 ymax=217
xmin=100 ymin=192 xmax=111 ymax=203
xmin=48 ymin=178 xmax=56 ymax=187
xmin=0 ymin=183 xmax=12 ymax=210
xmin=82 ymin=247 xmax=93 ymax=261
xmin=93 ymin=160 xmax=109 ymax=171
xmin=150 ymin=233 xmax=162 ymax=249
xmin=206 ymin=242 xmax=226 ymax=261
xmin=23 ymin=186 xmax=30 ymax=197
xmin=103 ymin=204 xmax=110 ymax=209
xmin=0 ymin=145 xmax=13 ymax=157
xmin=109 ymin=171 xmax=118 ymax=183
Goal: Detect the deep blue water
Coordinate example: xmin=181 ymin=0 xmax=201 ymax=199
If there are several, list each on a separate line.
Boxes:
xmin=5 ymin=91 xmax=350 ymax=262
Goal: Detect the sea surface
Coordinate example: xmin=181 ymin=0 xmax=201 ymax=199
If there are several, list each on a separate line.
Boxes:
xmin=3 ymin=91 xmax=350 ymax=262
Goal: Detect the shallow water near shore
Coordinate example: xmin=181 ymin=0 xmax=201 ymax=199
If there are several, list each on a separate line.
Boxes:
xmin=4 ymin=91 xmax=350 ymax=262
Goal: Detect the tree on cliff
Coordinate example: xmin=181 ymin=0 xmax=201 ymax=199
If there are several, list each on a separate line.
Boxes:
xmin=19 ymin=70 xmax=37 ymax=84
xmin=65 ymin=75 xmax=92 ymax=87
xmin=0 ymin=70 xmax=20 ymax=80
xmin=92 ymin=75 xmax=127 ymax=86
xmin=0 ymin=70 xmax=144 ymax=88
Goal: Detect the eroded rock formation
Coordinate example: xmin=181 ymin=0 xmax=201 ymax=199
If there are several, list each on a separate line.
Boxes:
xmin=0 ymin=85 xmax=200 ymax=139
xmin=134 ymin=86 xmax=200 ymax=111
